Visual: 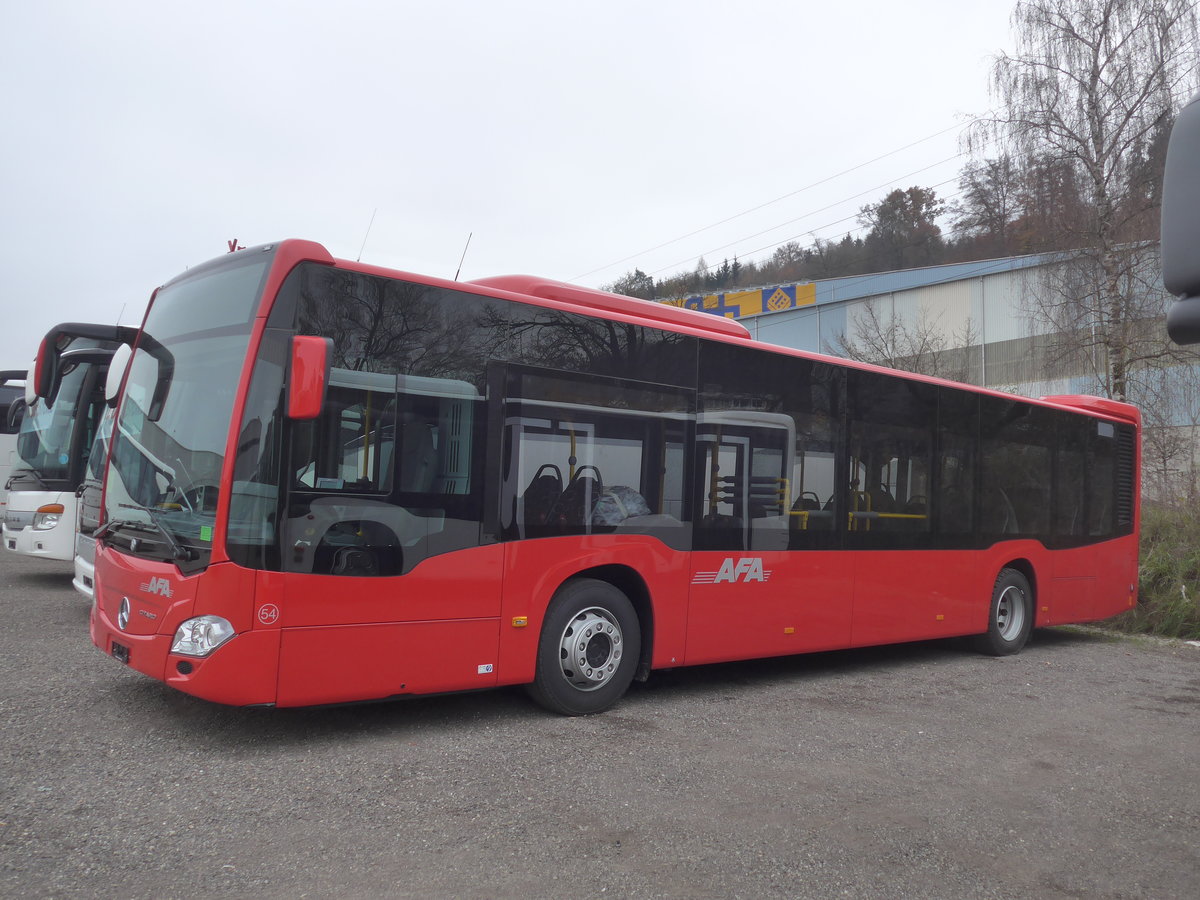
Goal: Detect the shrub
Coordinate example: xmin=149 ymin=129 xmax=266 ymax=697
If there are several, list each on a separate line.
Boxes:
xmin=1110 ymin=503 xmax=1200 ymax=639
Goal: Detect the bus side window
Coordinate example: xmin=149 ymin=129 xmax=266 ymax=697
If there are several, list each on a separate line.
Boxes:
xmin=283 ymin=381 xmax=403 ymax=577
xmin=695 ymin=341 xmax=840 ymax=550
xmin=980 ymin=399 xmax=1053 ymax=538
xmin=936 ymin=389 xmax=978 ymax=538
xmin=396 ymin=415 xmax=434 ymax=493
xmin=937 ymin=440 xmax=975 ymax=534
xmin=846 ymin=378 xmax=934 ymax=535
xmin=520 ymin=463 xmax=563 ymax=526
xmin=1054 ymin=417 xmax=1087 ymax=538
xmin=502 ymin=368 xmax=691 ymax=548
xmin=790 ymin=412 xmax=837 ymax=532
xmin=290 ymin=387 xmax=396 ymax=493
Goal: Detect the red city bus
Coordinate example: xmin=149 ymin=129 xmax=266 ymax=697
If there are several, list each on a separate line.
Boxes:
xmin=86 ymin=240 xmax=1140 ymax=714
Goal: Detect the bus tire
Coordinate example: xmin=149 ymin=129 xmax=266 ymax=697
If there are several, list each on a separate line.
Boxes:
xmin=972 ymin=567 xmax=1033 ymax=656
xmin=526 ymin=578 xmax=640 ymax=716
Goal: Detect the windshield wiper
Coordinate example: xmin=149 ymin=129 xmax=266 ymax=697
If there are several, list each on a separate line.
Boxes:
xmin=114 ymin=503 xmax=196 ymax=562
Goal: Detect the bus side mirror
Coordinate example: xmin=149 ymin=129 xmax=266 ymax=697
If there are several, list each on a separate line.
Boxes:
xmin=287 ymin=336 xmax=332 ymax=420
xmin=1164 ymin=91 xmax=1200 ymax=344
xmin=32 ymin=337 xmax=54 ymax=402
xmin=105 ymin=343 xmax=133 ymax=408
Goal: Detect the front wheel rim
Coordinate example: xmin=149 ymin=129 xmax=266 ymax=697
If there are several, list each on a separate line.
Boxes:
xmin=995 ymin=585 xmax=1026 ymax=641
xmin=557 ymin=607 xmax=623 ymax=691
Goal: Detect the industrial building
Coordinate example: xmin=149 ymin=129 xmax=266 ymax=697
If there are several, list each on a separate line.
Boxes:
xmin=664 ymin=250 xmax=1178 ymax=399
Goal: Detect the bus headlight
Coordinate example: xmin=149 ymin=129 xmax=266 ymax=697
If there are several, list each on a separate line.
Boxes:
xmin=33 ymin=504 xmax=66 ymax=530
xmin=171 ymin=616 xmax=236 ymax=657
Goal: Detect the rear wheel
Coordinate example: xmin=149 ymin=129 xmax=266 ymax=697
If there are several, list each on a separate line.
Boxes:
xmin=972 ymin=567 xmax=1033 ymax=656
xmin=526 ymin=578 xmax=640 ymax=715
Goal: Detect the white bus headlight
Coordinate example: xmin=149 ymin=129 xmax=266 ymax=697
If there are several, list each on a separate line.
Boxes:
xmin=33 ymin=503 xmax=65 ymax=530
xmin=171 ymin=616 xmax=236 ymax=657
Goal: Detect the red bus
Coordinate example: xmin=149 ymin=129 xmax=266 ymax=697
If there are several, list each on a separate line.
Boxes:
xmin=84 ymin=240 xmax=1140 ymax=714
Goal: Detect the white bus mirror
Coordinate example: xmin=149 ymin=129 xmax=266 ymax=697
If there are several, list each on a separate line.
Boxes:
xmin=106 ymin=343 xmax=133 ymax=407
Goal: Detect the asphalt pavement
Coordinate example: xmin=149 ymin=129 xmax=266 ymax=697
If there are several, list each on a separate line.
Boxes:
xmin=1 ymin=548 xmax=1197 ymax=899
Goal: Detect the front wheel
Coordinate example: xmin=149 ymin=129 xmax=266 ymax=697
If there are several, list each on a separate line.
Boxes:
xmin=972 ymin=567 xmax=1033 ymax=656
xmin=526 ymin=578 xmax=641 ymax=716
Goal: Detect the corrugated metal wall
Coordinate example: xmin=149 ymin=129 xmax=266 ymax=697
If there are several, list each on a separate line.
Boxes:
xmin=733 ymin=261 xmax=1107 ymax=393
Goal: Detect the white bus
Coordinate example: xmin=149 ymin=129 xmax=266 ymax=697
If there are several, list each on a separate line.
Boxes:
xmin=72 ymin=405 xmax=115 ymax=597
xmin=3 ymin=325 xmax=130 ymax=566
xmin=0 ymin=370 xmax=27 ymax=516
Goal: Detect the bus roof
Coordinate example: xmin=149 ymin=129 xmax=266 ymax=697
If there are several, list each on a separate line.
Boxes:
xmin=1038 ymin=394 xmax=1141 ymax=425
xmin=467 ymin=275 xmax=752 ymax=341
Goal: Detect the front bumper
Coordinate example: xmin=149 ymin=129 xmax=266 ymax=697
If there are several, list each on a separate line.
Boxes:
xmin=90 ymin=597 xmax=175 ymax=682
xmin=90 ymin=582 xmax=279 ymax=707
xmin=2 ymin=522 xmax=74 ymax=561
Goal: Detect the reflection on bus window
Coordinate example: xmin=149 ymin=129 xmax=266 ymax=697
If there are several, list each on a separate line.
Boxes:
xmin=696 ymin=342 xmax=840 ymax=551
xmin=937 ymin=388 xmax=978 ymax=538
xmin=16 ymin=363 xmax=96 ymax=483
xmin=846 ymin=371 xmax=935 ymax=539
xmin=981 ymin=399 xmax=1055 ymax=536
xmin=847 ymin=420 xmax=932 ymax=533
xmin=291 ymin=375 xmax=398 ymax=493
xmin=502 ymin=368 xmax=692 ymax=549
xmin=698 ymin=410 xmax=791 ymax=551
xmin=283 ymin=367 xmax=484 ymax=578
xmin=1054 ymin=418 xmax=1087 ymax=538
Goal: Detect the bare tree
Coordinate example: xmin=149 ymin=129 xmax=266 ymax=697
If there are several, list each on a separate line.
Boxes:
xmin=1015 ymin=244 xmax=1186 ymax=392
xmin=829 ymin=301 xmax=981 ymax=384
xmin=951 ymin=156 xmax=1023 ymax=256
xmin=1137 ymin=356 xmax=1200 ymax=501
xmin=974 ymin=0 xmax=1198 ymax=401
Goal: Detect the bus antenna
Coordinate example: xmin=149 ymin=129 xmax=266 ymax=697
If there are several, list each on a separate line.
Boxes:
xmin=357 ymin=209 xmax=378 ymax=262
xmin=454 ymin=232 xmax=473 ymax=281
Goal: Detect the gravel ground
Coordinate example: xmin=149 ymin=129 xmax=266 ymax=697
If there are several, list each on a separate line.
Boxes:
xmin=1 ymin=548 xmax=1197 ymax=899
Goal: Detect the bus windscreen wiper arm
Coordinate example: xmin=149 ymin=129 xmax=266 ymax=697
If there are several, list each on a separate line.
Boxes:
xmin=115 ymin=503 xmax=196 ymax=561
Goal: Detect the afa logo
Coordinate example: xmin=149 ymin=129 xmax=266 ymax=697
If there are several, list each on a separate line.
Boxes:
xmin=692 ymin=557 xmax=772 ymax=585
xmin=139 ymin=577 xmax=174 ymax=598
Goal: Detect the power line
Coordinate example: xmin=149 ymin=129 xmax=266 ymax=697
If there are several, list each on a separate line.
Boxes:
xmin=660 ymin=178 xmax=981 ymax=295
xmin=646 ymin=162 xmax=966 ymax=279
xmin=715 ymin=179 xmax=971 ymax=277
xmin=572 ymin=118 xmax=979 ymax=282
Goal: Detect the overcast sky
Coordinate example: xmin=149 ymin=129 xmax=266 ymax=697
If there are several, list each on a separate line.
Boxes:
xmin=0 ymin=0 xmax=1017 ymax=371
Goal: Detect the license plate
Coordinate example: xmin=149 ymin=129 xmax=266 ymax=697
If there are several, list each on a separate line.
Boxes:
xmin=111 ymin=641 xmax=130 ymax=664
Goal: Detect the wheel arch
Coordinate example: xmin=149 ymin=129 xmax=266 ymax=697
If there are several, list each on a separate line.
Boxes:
xmin=568 ymin=564 xmax=655 ymax=682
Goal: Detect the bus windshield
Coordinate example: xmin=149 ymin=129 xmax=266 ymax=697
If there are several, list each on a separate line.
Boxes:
xmin=103 ymin=252 xmax=271 ymax=568
xmin=15 ymin=360 xmax=95 ymax=485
